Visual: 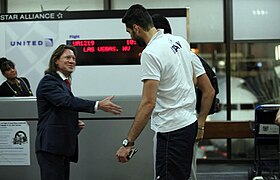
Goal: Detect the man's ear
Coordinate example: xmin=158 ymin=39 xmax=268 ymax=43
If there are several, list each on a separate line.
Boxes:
xmin=133 ymin=24 xmax=140 ymax=33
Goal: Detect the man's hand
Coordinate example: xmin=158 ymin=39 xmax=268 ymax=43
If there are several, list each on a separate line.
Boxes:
xmin=116 ymin=146 xmax=132 ymax=163
xmin=78 ymin=120 xmax=85 ymax=130
xmin=98 ymin=96 xmax=123 ymax=115
xmin=77 ymin=120 xmax=85 ymax=134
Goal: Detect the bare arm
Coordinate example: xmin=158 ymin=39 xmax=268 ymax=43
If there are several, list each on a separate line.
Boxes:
xmin=127 ymin=79 xmax=158 ymax=142
xmin=196 ymin=74 xmax=215 ymax=140
xmin=116 ymin=79 xmax=158 ymax=163
xmin=192 ymin=62 xmax=197 ymax=85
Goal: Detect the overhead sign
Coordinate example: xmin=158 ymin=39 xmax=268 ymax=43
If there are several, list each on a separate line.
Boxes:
xmin=0 ymin=9 xmax=187 ymax=96
xmin=67 ymin=39 xmax=143 ymax=65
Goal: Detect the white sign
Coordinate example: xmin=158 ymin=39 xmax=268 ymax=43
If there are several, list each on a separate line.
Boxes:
xmin=0 ymin=121 xmax=30 ymax=165
xmin=0 ymin=11 xmax=187 ymax=97
xmin=259 ymin=124 xmax=279 ymax=135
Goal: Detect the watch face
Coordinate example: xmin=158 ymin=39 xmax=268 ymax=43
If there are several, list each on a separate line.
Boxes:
xmin=122 ymin=139 xmax=128 ymax=146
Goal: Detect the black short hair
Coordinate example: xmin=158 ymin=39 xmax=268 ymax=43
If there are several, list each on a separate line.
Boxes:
xmin=152 ymin=14 xmax=172 ymax=34
xmin=122 ymin=4 xmax=154 ymax=31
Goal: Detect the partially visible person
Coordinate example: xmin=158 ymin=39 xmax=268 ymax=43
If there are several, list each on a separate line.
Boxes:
xmin=275 ymin=108 xmax=280 ymax=126
xmin=116 ymin=5 xmax=198 ymax=180
xmin=0 ymin=57 xmax=33 ymax=97
xmin=36 ymin=44 xmax=123 ymax=180
xmin=152 ymin=13 xmax=215 ymax=180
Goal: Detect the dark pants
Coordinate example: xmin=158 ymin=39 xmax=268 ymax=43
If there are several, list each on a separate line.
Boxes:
xmin=155 ymin=121 xmax=197 ymax=180
xmin=36 ymin=151 xmax=70 ymax=180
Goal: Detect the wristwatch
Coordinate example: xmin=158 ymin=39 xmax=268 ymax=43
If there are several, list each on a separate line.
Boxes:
xmin=122 ymin=138 xmax=134 ymax=147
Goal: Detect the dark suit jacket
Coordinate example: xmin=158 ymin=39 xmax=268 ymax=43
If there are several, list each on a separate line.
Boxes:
xmin=35 ymin=72 xmax=96 ymax=162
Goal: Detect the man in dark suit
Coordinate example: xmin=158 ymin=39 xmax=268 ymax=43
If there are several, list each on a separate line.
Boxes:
xmin=35 ymin=44 xmax=123 ymax=180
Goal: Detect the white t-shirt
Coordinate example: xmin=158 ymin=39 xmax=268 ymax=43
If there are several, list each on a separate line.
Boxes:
xmin=140 ymin=30 xmax=197 ymax=133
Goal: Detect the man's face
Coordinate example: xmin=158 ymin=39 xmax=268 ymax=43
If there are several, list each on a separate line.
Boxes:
xmin=55 ymin=49 xmax=76 ymax=77
xmin=126 ymin=26 xmax=146 ymax=47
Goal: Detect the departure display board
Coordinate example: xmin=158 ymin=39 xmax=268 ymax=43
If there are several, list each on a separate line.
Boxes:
xmin=66 ymin=39 xmax=144 ymax=65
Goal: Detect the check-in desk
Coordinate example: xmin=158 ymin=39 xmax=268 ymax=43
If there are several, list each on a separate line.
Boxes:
xmin=0 ymin=96 xmax=154 ymax=180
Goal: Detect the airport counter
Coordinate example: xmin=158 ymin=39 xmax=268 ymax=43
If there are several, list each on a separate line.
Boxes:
xmin=0 ymin=96 xmax=154 ymax=180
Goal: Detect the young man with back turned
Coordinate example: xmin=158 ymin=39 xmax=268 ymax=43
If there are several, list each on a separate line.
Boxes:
xmin=116 ymin=4 xmax=198 ymax=180
xmin=151 ymin=13 xmax=215 ymax=180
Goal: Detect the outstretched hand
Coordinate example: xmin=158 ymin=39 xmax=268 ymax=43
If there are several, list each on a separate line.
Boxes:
xmin=98 ymin=96 xmax=123 ymax=115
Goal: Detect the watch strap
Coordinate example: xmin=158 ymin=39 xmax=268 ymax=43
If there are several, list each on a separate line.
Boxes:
xmin=123 ymin=138 xmax=135 ymax=147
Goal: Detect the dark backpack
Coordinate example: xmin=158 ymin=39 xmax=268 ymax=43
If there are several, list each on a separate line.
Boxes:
xmin=195 ymin=55 xmax=220 ymax=115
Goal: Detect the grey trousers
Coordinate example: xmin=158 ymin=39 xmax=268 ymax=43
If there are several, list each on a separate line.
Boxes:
xmin=190 ymin=142 xmax=198 ymax=180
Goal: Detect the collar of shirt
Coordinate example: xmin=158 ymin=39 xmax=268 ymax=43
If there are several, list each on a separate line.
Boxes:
xmin=146 ymin=29 xmax=164 ymax=47
xmin=56 ymin=71 xmax=68 ymax=81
